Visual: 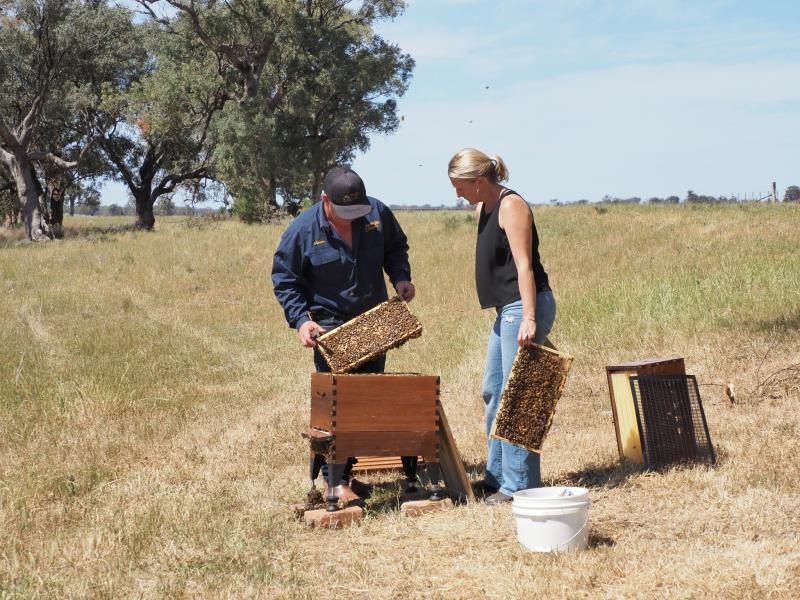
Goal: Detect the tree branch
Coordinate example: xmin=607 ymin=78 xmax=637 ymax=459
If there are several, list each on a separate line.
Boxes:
xmin=99 ymin=137 xmax=138 ymax=194
xmin=27 ymin=151 xmax=79 ymax=169
xmin=135 ymin=0 xmax=177 ymax=31
xmin=28 ymin=132 xmax=102 ymax=170
xmin=152 ymin=165 xmax=208 ymax=200
xmin=0 ymin=112 xmax=19 ymax=149
xmin=138 ymin=0 xmax=278 ymax=102
xmin=18 ymin=88 xmax=49 ymax=146
xmin=196 ymin=89 xmax=228 ymax=150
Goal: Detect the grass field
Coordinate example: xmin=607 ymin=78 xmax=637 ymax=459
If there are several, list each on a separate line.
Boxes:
xmin=2 ymin=204 xmax=799 ymax=598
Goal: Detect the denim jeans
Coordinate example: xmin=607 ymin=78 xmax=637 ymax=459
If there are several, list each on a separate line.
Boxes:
xmin=482 ymin=291 xmax=556 ymax=496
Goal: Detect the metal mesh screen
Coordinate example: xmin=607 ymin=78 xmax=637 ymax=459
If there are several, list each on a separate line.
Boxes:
xmin=630 ymin=375 xmax=716 ymax=468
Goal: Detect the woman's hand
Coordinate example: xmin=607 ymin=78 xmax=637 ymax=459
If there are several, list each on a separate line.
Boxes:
xmin=518 ymin=317 xmax=536 ymax=347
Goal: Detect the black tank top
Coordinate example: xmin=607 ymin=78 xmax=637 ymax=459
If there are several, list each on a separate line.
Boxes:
xmin=475 ymin=189 xmax=550 ymax=309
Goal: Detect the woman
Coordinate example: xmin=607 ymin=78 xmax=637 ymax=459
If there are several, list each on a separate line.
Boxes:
xmin=448 ymin=148 xmax=556 ymax=505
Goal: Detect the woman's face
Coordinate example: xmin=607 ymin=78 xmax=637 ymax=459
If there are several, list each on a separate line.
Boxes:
xmin=450 ymin=177 xmax=482 ymax=205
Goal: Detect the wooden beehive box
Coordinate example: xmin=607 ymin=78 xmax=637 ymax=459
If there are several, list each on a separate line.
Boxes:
xmin=309 ymin=373 xmax=439 ymax=464
xmin=606 ymin=357 xmax=685 ymax=463
xmin=316 ymin=296 xmax=422 ymax=373
xmin=490 ymin=343 xmax=573 ymax=452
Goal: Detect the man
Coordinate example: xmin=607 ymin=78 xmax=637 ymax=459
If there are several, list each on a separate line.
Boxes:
xmin=271 ymin=166 xmax=417 ymax=503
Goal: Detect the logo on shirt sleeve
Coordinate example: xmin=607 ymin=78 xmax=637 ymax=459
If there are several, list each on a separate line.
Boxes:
xmin=313 ymin=240 xmax=327 ymax=246
xmin=364 ymin=220 xmax=381 ymax=232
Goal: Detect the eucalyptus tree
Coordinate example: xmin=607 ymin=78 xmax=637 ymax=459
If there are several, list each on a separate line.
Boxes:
xmin=136 ymin=0 xmax=408 ymax=104
xmin=130 ymin=1 xmax=412 ymax=220
xmin=34 ymin=122 xmax=110 ymax=236
xmin=0 ymin=0 xmax=142 ymax=240
xmin=62 ymin=178 xmax=100 ymax=217
xmin=97 ymin=21 xmax=228 ymax=229
xmin=211 ymin=0 xmax=412 ymax=214
xmin=287 ymin=0 xmax=412 ymax=200
xmin=134 ymin=0 xmax=297 ymax=103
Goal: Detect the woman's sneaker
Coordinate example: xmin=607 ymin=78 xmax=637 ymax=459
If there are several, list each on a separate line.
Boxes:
xmin=485 ymin=491 xmax=513 ymax=505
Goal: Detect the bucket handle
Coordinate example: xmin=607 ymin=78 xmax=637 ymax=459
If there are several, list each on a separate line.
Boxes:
xmin=555 ymin=513 xmax=590 ymax=550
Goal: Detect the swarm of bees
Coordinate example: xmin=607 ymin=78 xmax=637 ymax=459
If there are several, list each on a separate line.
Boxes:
xmin=317 ymin=297 xmax=422 ymax=373
xmin=490 ymin=344 xmax=573 ymax=452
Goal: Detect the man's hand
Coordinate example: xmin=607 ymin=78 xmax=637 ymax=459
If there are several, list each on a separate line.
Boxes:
xmin=298 ymin=320 xmax=327 ymax=348
xmin=395 ymin=280 xmax=416 ymax=302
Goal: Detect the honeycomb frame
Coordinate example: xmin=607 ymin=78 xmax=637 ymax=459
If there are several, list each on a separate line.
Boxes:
xmin=489 ymin=343 xmax=573 ymax=453
xmin=316 ymin=296 xmax=422 ymax=373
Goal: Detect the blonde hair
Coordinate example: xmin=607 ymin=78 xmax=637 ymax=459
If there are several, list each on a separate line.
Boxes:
xmin=448 ymin=148 xmax=509 ymax=182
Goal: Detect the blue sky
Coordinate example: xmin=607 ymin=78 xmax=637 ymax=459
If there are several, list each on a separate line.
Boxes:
xmin=354 ymin=0 xmax=800 ymax=205
xmin=103 ymin=0 xmax=800 ymax=206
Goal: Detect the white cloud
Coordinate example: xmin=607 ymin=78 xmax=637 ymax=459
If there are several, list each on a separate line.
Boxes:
xmin=388 ymin=28 xmax=481 ymax=62
xmin=355 ymin=61 xmax=800 ymax=204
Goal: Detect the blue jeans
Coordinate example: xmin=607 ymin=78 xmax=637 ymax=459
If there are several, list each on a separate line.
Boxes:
xmin=482 ymin=292 xmax=556 ymax=496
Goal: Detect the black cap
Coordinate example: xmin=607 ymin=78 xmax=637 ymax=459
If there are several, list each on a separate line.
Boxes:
xmin=323 ymin=167 xmax=368 ymax=206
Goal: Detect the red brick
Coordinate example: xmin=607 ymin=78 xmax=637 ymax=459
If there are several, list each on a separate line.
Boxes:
xmin=304 ymin=506 xmax=364 ymax=529
xmin=400 ymin=498 xmax=454 ymax=518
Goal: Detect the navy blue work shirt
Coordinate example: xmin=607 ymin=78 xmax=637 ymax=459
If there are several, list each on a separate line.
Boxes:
xmin=271 ymin=197 xmax=411 ymax=329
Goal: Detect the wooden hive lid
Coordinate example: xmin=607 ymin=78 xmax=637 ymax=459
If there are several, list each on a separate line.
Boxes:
xmin=606 ymin=356 xmax=684 ymax=372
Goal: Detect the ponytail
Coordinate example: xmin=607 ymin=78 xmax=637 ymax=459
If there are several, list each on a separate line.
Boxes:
xmin=448 ymin=148 xmax=510 ymax=182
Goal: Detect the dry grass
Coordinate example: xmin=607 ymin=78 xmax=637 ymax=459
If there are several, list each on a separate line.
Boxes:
xmin=0 ymin=226 xmax=26 ymax=247
xmin=1 ymin=204 xmax=799 ymax=599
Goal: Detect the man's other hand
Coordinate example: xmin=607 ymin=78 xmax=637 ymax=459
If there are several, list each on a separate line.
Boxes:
xmin=395 ymin=281 xmax=416 ymax=302
xmin=298 ymin=320 xmax=327 ymax=347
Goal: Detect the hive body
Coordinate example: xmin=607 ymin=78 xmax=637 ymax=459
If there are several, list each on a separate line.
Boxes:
xmin=309 ymin=373 xmax=439 ymax=464
xmin=605 ymin=357 xmax=685 ymax=463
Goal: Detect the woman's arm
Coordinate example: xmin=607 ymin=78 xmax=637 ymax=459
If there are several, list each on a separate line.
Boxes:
xmin=499 ymin=194 xmax=537 ymax=346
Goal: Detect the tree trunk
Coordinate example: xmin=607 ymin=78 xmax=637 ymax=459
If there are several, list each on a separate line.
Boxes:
xmin=9 ymin=156 xmax=49 ymax=241
xmin=33 ymin=170 xmax=54 ymax=239
xmin=311 ymin=171 xmax=324 ymax=204
xmin=11 ymin=198 xmax=20 ymax=226
xmin=261 ymin=176 xmax=277 ymax=211
xmin=135 ymin=192 xmax=155 ymax=230
xmin=47 ymin=176 xmax=66 ymax=238
xmin=268 ymin=175 xmax=278 ymax=217
xmin=50 ymin=194 xmax=64 ymax=239
xmin=69 ymin=195 xmax=75 ymax=216
xmin=270 ymin=176 xmax=278 ymax=205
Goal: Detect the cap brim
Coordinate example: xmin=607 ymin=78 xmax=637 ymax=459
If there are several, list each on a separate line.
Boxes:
xmin=331 ymin=203 xmax=372 ymax=220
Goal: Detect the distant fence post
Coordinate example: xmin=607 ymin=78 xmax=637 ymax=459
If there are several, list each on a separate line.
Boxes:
xmin=772 ymin=181 xmax=778 ymax=203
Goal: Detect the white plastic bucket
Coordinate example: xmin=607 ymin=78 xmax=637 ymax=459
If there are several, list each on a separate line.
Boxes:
xmin=512 ymin=486 xmax=590 ymax=552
